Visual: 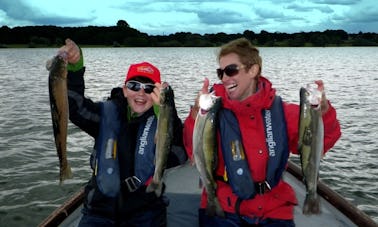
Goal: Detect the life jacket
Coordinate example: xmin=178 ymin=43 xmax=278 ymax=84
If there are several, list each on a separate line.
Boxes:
xmin=218 ymin=96 xmax=289 ymax=200
xmin=94 ymin=101 xmax=157 ymax=197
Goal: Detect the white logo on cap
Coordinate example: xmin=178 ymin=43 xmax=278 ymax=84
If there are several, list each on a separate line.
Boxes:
xmin=137 ymin=66 xmax=154 ymax=74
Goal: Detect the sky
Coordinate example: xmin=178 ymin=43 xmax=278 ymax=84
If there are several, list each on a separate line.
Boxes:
xmin=0 ymin=0 xmax=377 ymax=35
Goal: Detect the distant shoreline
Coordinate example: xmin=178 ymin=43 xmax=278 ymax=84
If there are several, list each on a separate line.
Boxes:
xmin=1 ymin=25 xmax=377 ymax=47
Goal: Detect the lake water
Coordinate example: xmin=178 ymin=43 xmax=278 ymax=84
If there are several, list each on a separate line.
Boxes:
xmin=0 ymin=47 xmax=377 ymax=226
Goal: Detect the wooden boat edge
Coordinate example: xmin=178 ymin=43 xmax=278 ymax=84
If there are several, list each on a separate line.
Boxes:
xmin=38 ymin=188 xmax=85 ymax=227
xmin=38 ymin=161 xmax=377 ymax=227
xmin=287 ymin=161 xmax=377 ymax=227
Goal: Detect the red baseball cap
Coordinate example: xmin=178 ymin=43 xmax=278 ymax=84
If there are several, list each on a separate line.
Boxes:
xmin=125 ymin=62 xmax=161 ymax=83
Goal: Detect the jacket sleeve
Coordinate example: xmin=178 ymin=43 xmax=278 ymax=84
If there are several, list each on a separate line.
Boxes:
xmin=284 ymin=101 xmax=341 ymax=155
xmin=321 ymin=101 xmax=341 ymax=153
xmin=67 ymin=68 xmax=101 ymax=138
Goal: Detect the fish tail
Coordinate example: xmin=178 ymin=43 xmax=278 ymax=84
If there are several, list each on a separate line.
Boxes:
xmin=146 ymin=180 xmax=163 ymax=197
xmin=206 ymin=197 xmax=225 ymax=218
xmin=303 ymin=193 xmax=321 ymax=215
xmin=214 ymin=198 xmax=225 ymax=218
xmin=59 ymin=164 xmax=73 ymax=185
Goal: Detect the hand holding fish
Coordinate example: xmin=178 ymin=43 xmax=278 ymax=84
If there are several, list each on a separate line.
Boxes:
xmin=150 ymin=82 xmax=164 ymax=106
xmin=314 ymin=80 xmax=329 ymax=115
xmin=58 ymin=38 xmax=81 ymax=64
xmin=191 ymin=78 xmax=210 ymax=119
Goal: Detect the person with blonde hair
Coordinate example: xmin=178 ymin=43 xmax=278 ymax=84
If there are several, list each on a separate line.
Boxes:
xmin=183 ymin=38 xmax=341 ymax=226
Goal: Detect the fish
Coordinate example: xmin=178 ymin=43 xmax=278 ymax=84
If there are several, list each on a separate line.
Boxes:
xmin=46 ymin=52 xmax=72 ymax=184
xmin=298 ymin=84 xmax=324 ymax=215
xmin=146 ymin=83 xmax=175 ymax=197
xmin=193 ymin=93 xmax=225 ymax=218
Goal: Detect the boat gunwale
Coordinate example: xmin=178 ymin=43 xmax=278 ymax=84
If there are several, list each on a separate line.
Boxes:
xmin=38 ymin=161 xmax=377 ymax=227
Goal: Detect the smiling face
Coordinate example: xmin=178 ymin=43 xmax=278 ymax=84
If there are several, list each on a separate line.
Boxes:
xmin=219 ymin=53 xmax=259 ymax=101
xmin=123 ymin=77 xmax=155 ymax=116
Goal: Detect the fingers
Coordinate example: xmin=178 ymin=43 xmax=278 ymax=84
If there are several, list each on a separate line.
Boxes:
xmin=314 ymin=80 xmax=329 ymax=114
xmin=58 ymin=38 xmax=80 ymax=64
xmin=201 ymin=77 xmax=210 ymax=94
xmin=65 ymin=39 xmax=81 ymax=64
xmin=314 ymin=80 xmax=324 ymax=92
xmin=191 ymin=78 xmax=210 ymax=119
xmin=151 ymin=82 xmax=162 ymax=105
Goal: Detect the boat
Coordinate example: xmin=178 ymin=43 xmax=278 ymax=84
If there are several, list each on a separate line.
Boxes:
xmin=39 ymin=160 xmax=377 ymax=227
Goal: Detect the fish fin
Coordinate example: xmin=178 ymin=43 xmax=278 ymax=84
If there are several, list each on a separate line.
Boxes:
xmin=303 ymin=193 xmax=321 ymax=215
xmin=59 ymin=164 xmax=73 ymax=185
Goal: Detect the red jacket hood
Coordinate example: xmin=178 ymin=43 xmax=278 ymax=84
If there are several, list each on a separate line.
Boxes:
xmin=213 ymin=76 xmax=276 ymax=113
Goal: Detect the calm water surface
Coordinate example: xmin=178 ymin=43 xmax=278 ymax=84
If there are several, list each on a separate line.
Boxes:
xmin=0 ymin=47 xmax=377 ymax=226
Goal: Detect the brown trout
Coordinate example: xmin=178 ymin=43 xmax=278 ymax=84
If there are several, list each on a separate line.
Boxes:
xmin=298 ymin=85 xmax=324 ymax=215
xmin=47 ymin=53 xmax=72 ymax=184
xmin=146 ymin=83 xmax=175 ymax=197
xmin=193 ymin=93 xmax=224 ymax=217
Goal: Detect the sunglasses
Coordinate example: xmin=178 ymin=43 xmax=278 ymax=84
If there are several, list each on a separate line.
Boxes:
xmin=216 ymin=64 xmax=245 ymax=80
xmin=125 ymin=80 xmax=155 ymax=94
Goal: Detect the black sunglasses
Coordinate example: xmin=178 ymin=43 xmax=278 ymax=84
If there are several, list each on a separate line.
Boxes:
xmin=125 ymin=80 xmax=155 ymax=94
xmin=216 ymin=64 xmax=245 ymax=80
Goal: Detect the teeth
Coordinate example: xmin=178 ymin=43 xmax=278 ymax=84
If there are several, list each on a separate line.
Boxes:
xmin=135 ymin=98 xmax=145 ymax=103
xmin=227 ymin=84 xmax=237 ymax=90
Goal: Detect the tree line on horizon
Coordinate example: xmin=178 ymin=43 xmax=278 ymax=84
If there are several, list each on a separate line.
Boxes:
xmin=0 ymin=20 xmax=377 ymax=48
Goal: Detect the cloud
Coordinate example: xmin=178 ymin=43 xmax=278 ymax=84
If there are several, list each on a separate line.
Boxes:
xmin=0 ymin=0 xmax=38 ymax=21
xmin=344 ymin=5 xmax=378 ymax=23
xmin=1 ymin=0 xmax=377 ymax=34
xmin=0 ymin=0 xmax=96 ymax=27
xmin=286 ymin=3 xmax=334 ymax=13
xmin=196 ymin=9 xmax=251 ymax=25
xmin=310 ymin=0 xmax=361 ymax=5
xmin=254 ymin=8 xmax=284 ymax=19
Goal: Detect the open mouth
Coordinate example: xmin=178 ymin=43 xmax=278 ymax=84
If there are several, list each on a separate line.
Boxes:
xmin=134 ymin=98 xmax=147 ymax=105
xmin=226 ymin=83 xmax=237 ymax=91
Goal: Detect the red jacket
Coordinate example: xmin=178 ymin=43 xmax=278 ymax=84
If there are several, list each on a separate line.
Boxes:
xmin=183 ymin=77 xmax=341 ymax=220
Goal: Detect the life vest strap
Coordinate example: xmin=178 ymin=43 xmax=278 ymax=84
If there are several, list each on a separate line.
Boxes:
xmin=215 ymin=176 xmax=271 ymax=195
xmin=124 ymin=176 xmax=142 ymax=192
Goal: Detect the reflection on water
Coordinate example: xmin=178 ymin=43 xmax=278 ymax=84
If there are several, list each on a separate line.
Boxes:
xmin=0 ymin=47 xmax=377 ymax=226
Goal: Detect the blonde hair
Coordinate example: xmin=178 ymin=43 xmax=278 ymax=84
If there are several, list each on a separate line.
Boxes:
xmin=217 ymin=38 xmax=262 ymax=77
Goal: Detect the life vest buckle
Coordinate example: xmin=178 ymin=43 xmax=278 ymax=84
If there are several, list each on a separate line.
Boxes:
xmin=255 ymin=181 xmax=271 ymax=195
xmin=125 ymin=176 xmax=142 ymax=192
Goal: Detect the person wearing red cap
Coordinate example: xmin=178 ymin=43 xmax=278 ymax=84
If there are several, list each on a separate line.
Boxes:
xmin=59 ymin=39 xmax=187 ymax=227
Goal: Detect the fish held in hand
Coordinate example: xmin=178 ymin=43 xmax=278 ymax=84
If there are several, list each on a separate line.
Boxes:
xmin=193 ymin=93 xmax=224 ymax=218
xmin=298 ymin=84 xmax=324 ymax=215
xmin=47 ymin=52 xmax=72 ymax=184
xmin=146 ymin=83 xmax=175 ymax=197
